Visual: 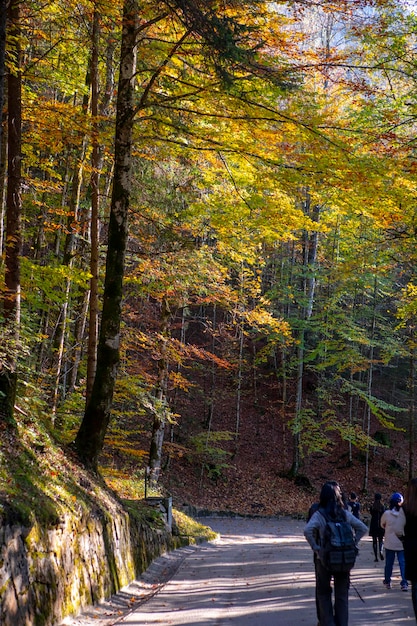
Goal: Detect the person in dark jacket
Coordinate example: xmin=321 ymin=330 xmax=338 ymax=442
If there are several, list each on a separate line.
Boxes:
xmin=307 ymin=481 xmax=339 ymax=626
xmin=369 ymin=493 xmax=385 ymax=562
xmin=347 ymin=492 xmax=361 ymax=519
xmin=404 ymin=478 xmax=417 ymax=620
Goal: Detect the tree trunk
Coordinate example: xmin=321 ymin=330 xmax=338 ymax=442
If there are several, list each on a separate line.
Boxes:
xmin=199 ymin=303 xmax=217 ymax=489
xmin=291 ymin=191 xmax=319 ymax=476
xmin=148 ymin=297 xmax=171 ymax=487
xmin=408 ymin=328 xmax=416 ymax=481
xmin=235 ymin=321 xmax=244 ymax=446
xmin=0 ymin=0 xmax=21 ymax=426
xmin=74 ymin=0 xmax=137 ymax=471
xmin=86 ymin=8 xmax=100 ymax=402
xmin=363 ymin=275 xmax=377 ymax=492
xmin=0 ymin=0 xmax=6 ymax=166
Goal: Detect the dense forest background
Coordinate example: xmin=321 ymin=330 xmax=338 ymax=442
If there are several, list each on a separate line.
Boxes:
xmin=1 ymin=0 xmax=417 ymax=516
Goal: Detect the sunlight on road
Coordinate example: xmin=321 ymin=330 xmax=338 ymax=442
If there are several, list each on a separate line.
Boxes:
xmin=62 ymin=518 xmax=416 ymax=625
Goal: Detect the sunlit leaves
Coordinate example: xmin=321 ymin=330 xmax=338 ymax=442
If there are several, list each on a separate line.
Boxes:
xmin=8 ymin=0 xmax=417 ymax=473
xmin=21 ymin=258 xmax=91 ymax=311
xmin=396 ymin=283 xmax=417 ymax=326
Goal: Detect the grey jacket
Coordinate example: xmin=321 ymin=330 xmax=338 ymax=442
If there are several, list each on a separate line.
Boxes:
xmin=304 ymin=509 xmax=368 ymax=554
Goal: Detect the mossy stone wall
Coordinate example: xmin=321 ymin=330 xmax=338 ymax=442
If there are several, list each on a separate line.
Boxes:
xmin=0 ymin=502 xmax=180 ymax=626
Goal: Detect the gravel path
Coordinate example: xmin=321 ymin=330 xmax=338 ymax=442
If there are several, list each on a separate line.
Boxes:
xmin=59 ymin=516 xmax=416 ymax=625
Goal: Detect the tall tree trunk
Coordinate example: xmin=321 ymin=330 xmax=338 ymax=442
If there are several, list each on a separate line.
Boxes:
xmin=292 ymin=331 xmax=305 ymax=476
xmin=74 ymin=0 xmax=137 ymax=471
xmin=67 ymin=290 xmax=90 ymax=395
xmin=51 ymin=88 xmax=90 ymax=412
xmin=0 ymin=0 xmax=6 ymax=207
xmin=363 ymin=275 xmax=377 ymax=492
xmin=148 ymin=297 xmax=171 ymax=487
xmin=0 ymin=0 xmax=21 ymax=426
xmin=51 ymin=145 xmax=86 ymax=413
xmin=408 ymin=327 xmax=416 ymax=481
xmin=235 ymin=322 xmax=244 ymax=445
xmin=0 ymin=119 xmax=6 ymax=254
xmin=86 ymin=8 xmax=100 ymax=402
xmin=0 ymin=0 xmax=6 ymax=143
xmin=199 ymin=303 xmax=217 ymax=490
xmin=291 ymin=191 xmax=319 ymax=476
xmin=51 ymin=283 xmax=71 ymax=417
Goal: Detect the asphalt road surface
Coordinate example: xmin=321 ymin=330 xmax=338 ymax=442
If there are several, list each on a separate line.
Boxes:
xmin=61 ymin=517 xmax=416 ymax=625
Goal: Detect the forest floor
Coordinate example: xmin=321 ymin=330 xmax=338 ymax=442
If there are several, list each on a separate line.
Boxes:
xmin=99 ymin=315 xmax=412 ymax=520
xmin=154 ymin=424 xmax=410 ymax=520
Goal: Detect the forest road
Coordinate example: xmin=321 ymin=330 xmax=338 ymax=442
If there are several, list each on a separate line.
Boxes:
xmin=61 ymin=517 xmax=415 ymax=626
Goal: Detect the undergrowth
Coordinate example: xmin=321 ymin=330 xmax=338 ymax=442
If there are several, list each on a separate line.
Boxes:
xmin=0 ymin=396 xmax=215 ymax=543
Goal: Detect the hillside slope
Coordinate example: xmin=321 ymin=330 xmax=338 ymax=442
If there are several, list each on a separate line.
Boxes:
xmin=101 ymin=365 xmax=411 ymax=519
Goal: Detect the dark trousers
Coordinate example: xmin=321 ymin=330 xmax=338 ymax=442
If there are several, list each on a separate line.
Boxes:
xmin=316 ymin=558 xmax=349 ymax=626
xmin=372 ymin=535 xmax=383 ymax=559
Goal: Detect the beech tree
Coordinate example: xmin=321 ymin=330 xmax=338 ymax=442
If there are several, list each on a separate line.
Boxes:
xmin=74 ymin=0 xmax=138 ymax=469
xmin=0 ymin=0 xmax=22 ymax=427
xmin=2 ymin=0 xmax=417 ymax=485
xmin=73 ymin=0 xmax=304 ymax=471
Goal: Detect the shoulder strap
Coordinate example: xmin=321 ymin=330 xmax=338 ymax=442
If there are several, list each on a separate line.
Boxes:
xmin=319 ymin=507 xmax=348 ymax=524
xmin=318 ymin=508 xmax=328 ymax=522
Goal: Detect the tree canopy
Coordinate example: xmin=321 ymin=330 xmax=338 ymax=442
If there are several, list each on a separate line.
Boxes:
xmin=1 ymin=0 xmax=417 ymax=488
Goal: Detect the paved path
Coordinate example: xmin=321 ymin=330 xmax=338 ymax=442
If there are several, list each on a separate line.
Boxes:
xmin=60 ymin=517 xmax=416 ymax=625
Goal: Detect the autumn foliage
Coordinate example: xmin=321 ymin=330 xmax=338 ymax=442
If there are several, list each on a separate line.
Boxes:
xmin=0 ymin=0 xmax=417 ymax=512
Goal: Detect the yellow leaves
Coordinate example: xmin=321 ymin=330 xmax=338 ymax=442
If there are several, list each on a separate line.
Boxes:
xmin=169 ymin=370 xmax=192 ymax=392
xmin=128 ymin=247 xmax=234 ymax=307
xmin=396 ymin=283 xmax=417 ymax=326
xmin=243 ymin=304 xmax=293 ymax=341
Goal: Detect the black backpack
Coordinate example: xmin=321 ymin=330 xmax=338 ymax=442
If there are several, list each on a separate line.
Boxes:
xmin=319 ymin=509 xmax=357 ymax=573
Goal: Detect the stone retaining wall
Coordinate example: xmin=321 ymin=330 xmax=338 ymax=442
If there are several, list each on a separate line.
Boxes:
xmin=0 ymin=502 xmax=180 ymax=626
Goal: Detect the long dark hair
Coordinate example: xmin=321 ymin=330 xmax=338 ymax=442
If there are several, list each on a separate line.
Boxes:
xmin=406 ymin=479 xmax=417 ymax=517
xmin=370 ymin=493 xmax=384 ymax=515
xmin=319 ymin=481 xmax=345 ymax=519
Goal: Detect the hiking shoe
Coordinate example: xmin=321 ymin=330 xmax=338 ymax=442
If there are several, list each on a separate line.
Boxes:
xmin=401 ymin=583 xmax=409 ymax=592
xmin=383 ymin=581 xmax=391 ymax=589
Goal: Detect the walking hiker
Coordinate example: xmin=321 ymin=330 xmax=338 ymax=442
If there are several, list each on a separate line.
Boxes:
xmin=369 ymin=492 xmax=385 ymax=562
xmin=307 ymin=497 xmax=321 ymax=626
xmin=347 ymin=492 xmax=361 ymax=519
xmin=307 ymin=480 xmax=339 ymax=626
xmin=380 ymin=492 xmax=407 ymax=591
xmin=304 ymin=481 xmax=367 ymax=626
xmin=403 ymin=478 xmax=417 ymax=620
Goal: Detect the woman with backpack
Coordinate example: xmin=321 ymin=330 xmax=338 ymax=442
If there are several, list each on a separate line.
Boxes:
xmin=369 ymin=492 xmax=385 ymax=562
xmin=304 ymin=481 xmax=367 ymax=626
xmin=380 ymin=492 xmax=407 ymax=591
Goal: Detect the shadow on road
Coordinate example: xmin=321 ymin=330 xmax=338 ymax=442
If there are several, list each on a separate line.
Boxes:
xmin=61 ymin=516 xmax=415 ymax=625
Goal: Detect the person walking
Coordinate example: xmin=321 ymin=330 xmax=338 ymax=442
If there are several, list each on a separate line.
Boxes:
xmin=307 ymin=497 xmax=321 ymax=626
xmin=304 ymin=481 xmax=367 ymax=626
xmin=307 ymin=480 xmax=339 ymax=626
xmin=347 ymin=492 xmax=361 ymax=519
xmin=369 ymin=493 xmax=385 ymax=562
xmin=380 ymin=492 xmax=407 ymax=591
xmin=403 ymin=478 xmax=417 ymax=620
